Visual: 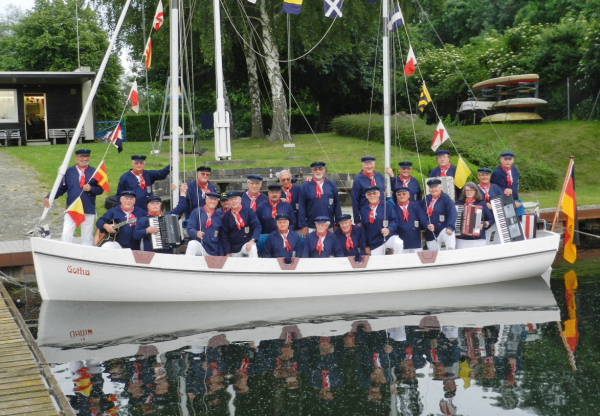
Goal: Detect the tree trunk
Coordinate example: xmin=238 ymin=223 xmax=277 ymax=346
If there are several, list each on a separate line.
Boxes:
xmin=242 ymin=33 xmax=265 ymax=139
xmin=259 ymin=0 xmax=290 ymax=142
xmin=223 ymin=82 xmax=237 ymax=140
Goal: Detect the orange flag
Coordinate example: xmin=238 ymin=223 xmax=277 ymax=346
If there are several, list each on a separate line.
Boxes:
xmin=560 ymin=163 xmax=579 ymax=263
xmin=66 ymin=197 xmax=85 ymax=226
xmin=144 ymin=37 xmax=152 ymax=70
xmin=92 ymin=161 xmax=110 ymax=193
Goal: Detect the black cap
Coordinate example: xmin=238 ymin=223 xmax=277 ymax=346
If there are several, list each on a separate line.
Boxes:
xmin=336 ymin=214 xmax=352 ymax=223
xmin=478 ymin=167 xmax=492 ymax=174
xmin=275 ymin=213 xmax=290 ymax=221
xmin=206 ymin=192 xmax=221 ymax=199
xmin=398 ymin=161 xmax=413 ymax=167
xmin=226 ymin=191 xmax=242 ymax=198
xmin=197 ymin=166 xmax=211 ymax=172
xmin=315 ymin=216 xmax=330 ymax=223
xmin=75 ymin=149 xmax=91 ymax=156
xmin=147 ymin=195 xmax=161 ymax=203
xmin=131 ymin=155 xmax=146 ymax=161
xmin=395 ymin=186 xmax=410 ymax=193
xmin=268 ymin=184 xmax=282 ymax=191
xmin=247 ymin=174 xmax=263 ymax=182
xmin=500 ymin=151 xmax=514 ymax=158
xmin=310 ymin=161 xmax=326 ymax=168
xmin=361 ymin=155 xmax=376 ymax=163
xmin=435 ymin=150 xmax=450 ymax=156
xmin=364 ymin=185 xmax=380 ymax=193
xmin=427 ymin=178 xmax=442 ymax=186
xmin=120 ymin=191 xmax=136 ymax=198
xmin=220 ymin=192 xmax=229 ymax=201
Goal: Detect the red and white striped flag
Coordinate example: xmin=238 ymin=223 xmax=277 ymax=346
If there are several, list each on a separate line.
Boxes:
xmin=129 ymin=81 xmax=139 ymax=113
xmin=404 ymin=46 xmax=416 ymax=76
xmin=144 ymin=37 xmax=152 ymax=70
xmin=431 ymin=120 xmax=449 ymax=151
xmin=153 ymin=0 xmax=164 ymax=31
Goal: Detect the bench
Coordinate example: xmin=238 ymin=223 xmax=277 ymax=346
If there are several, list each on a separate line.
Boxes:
xmin=48 ymin=128 xmax=86 ymax=145
xmin=0 ymin=129 xmax=21 ymax=146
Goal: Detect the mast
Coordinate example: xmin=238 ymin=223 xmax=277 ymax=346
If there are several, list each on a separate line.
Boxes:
xmin=382 ymin=0 xmax=392 ymax=195
xmin=170 ymin=0 xmax=180 ymax=205
xmin=39 ymin=0 xmax=133 ymax=225
xmin=213 ymin=0 xmax=232 ymax=160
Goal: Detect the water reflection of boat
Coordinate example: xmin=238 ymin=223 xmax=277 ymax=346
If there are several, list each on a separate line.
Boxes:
xmin=38 ymin=277 xmax=559 ymax=364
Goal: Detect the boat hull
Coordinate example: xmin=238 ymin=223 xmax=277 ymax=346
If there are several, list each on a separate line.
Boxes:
xmin=472 ymin=74 xmax=539 ymax=90
xmin=481 ymin=112 xmax=543 ymax=123
xmin=31 ymin=231 xmax=560 ymax=302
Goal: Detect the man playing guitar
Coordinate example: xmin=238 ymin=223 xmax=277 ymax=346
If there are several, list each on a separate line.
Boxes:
xmin=95 ymin=191 xmax=146 ymax=249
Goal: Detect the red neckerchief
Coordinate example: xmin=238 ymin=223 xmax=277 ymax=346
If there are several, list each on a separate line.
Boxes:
xmin=313 ymin=178 xmax=324 ymax=199
xmin=479 ymin=183 xmax=490 ymax=202
xmin=465 ymin=197 xmax=476 ymax=206
xmin=239 ymin=358 xmax=250 ymax=377
xmin=368 ymin=200 xmax=379 ymax=224
xmin=231 ymin=207 xmax=245 ymax=230
xmin=405 ymin=345 xmax=413 ymax=360
xmin=316 ymin=231 xmax=327 ymax=255
xmin=343 ymin=229 xmax=354 ymax=251
xmin=363 ymin=170 xmax=376 ymax=186
xmin=397 ymin=200 xmax=410 ymax=221
xmin=322 ymin=370 xmax=331 ymax=388
xmin=372 ymin=352 xmax=382 ymax=369
xmin=400 ymin=175 xmax=411 ymax=187
xmin=427 ymin=196 xmax=439 ymax=216
xmin=204 ymin=207 xmax=215 ymax=228
xmin=430 ymin=348 xmax=438 ymax=363
xmin=502 ymin=166 xmax=513 ymax=186
xmin=269 ymin=200 xmax=279 ymax=218
xmin=121 ymin=205 xmax=136 ymax=227
xmin=210 ymin=361 xmax=221 ymax=376
xmin=197 ymin=180 xmax=209 ymax=197
xmin=77 ymin=165 xmax=88 ymax=188
xmin=148 ymin=210 xmax=163 ymax=217
xmin=132 ymin=170 xmax=146 ymax=190
xmin=279 ymin=231 xmax=291 ymax=251
xmin=439 ymin=166 xmax=449 ymax=177
xmin=246 ymin=192 xmax=259 ymax=211
xmin=282 ymin=184 xmax=292 ymax=203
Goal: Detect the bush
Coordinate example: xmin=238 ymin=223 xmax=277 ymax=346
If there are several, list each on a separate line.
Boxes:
xmin=124 ymin=113 xmax=191 ymax=142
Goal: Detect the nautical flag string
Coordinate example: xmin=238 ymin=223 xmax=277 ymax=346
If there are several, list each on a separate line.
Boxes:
xmin=324 ymin=0 xmax=343 ymax=18
xmin=388 ymin=6 xmax=404 ymax=31
xmin=92 ymin=161 xmax=110 ymax=193
xmin=404 ymin=46 xmax=416 ymax=76
xmin=153 ymin=0 xmax=164 ymax=31
xmin=418 ymin=84 xmax=431 ymax=113
xmin=129 ymin=81 xmax=139 ymax=113
xmin=109 ymin=123 xmax=123 ymax=153
xmin=144 ymin=37 xmax=152 ymax=70
xmin=431 ymin=120 xmax=449 ymax=151
xmin=282 ymin=0 xmax=303 ymax=15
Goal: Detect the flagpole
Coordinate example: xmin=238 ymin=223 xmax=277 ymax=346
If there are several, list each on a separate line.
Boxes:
xmin=39 ymin=0 xmax=133 ymax=225
xmin=550 ymin=156 xmax=575 ymax=232
xmin=213 ymin=0 xmax=231 ymax=160
xmin=382 ymin=0 xmax=391 ymax=198
xmin=170 ymin=0 xmax=180 ymax=207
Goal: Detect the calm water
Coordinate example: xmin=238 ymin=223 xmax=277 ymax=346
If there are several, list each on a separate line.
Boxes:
xmin=8 ymin=249 xmax=600 ymax=415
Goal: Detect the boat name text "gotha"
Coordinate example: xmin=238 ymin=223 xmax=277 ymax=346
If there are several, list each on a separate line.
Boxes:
xmin=70 ymin=329 xmax=93 ymax=338
xmin=67 ymin=265 xmax=91 ymax=276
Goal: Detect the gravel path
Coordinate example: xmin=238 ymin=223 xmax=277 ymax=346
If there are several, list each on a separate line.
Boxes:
xmin=0 ymin=151 xmax=63 ymax=242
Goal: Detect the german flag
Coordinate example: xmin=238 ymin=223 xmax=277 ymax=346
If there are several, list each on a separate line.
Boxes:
xmin=92 ymin=161 xmax=109 ymax=193
xmin=560 ymin=163 xmax=579 ymax=263
xmin=66 ymin=197 xmax=85 ymax=226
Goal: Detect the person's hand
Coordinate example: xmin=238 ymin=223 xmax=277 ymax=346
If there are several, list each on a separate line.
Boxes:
xmin=446 ymin=228 xmax=453 ymax=235
xmin=381 ymin=227 xmax=390 ymax=237
xmin=146 ymin=226 xmax=159 ymax=234
xmin=364 ymin=247 xmax=371 ymax=255
xmin=356 ymin=222 xmax=362 ymax=227
xmin=486 ymin=202 xmax=493 ymax=210
xmin=225 ymin=254 xmax=231 ymax=257
xmin=82 ymin=184 xmax=91 ymax=192
xmin=104 ymin=224 xmax=117 ymax=234
xmin=300 ymin=227 xmax=308 ymax=238
xmin=43 ymin=197 xmax=50 ymax=208
xmin=196 ymin=231 xmax=205 ymax=239
xmin=245 ymin=240 xmax=255 ymax=251
xmin=504 ymin=188 xmax=512 ymax=196
xmin=385 ymin=167 xmax=394 ymax=177
xmin=514 ymin=201 xmax=522 ymax=208
xmin=427 ymin=224 xmax=435 ymax=232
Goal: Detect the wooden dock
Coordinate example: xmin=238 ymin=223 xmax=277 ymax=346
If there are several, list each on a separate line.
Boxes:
xmin=0 ymin=283 xmax=73 ymax=415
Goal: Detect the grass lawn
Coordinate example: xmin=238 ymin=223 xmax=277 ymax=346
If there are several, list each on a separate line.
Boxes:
xmin=1 ymin=120 xmax=598 ymax=217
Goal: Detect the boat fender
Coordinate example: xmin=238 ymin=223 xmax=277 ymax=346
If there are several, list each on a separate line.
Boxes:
xmin=205 ymin=256 xmax=227 ymax=269
xmin=348 ymin=255 xmax=370 ymax=269
xmin=132 ymin=251 xmax=155 ymax=264
xmin=417 ymin=251 xmax=438 ymax=264
xmin=277 ymin=257 xmax=299 ymax=270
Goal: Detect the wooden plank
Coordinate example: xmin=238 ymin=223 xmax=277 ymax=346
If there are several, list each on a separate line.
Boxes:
xmin=0 ymin=361 xmax=38 ymax=371
xmin=0 ymin=346 xmax=31 ymax=357
xmin=0 ymin=384 xmax=49 ymax=397
xmin=21 ymin=411 xmax=60 ymax=416
xmin=0 ymin=389 xmax=50 ymax=403
xmin=0 ymin=367 xmax=41 ymax=379
xmin=0 ymin=403 xmax=57 ymax=415
xmin=0 ymin=374 xmax=44 ymax=386
xmin=0 ymin=395 xmax=54 ymax=410
xmin=0 ymin=353 xmax=35 ymax=365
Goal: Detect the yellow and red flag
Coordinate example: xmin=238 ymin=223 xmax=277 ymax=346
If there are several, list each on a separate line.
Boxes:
xmin=92 ymin=161 xmax=110 ymax=193
xmin=66 ymin=197 xmax=85 ymax=226
xmin=144 ymin=37 xmax=152 ymax=70
xmin=560 ymin=163 xmax=579 ymax=263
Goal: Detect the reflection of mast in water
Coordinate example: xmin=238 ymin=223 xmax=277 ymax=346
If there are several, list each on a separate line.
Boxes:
xmin=558 ymin=270 xmax=579 ymax=371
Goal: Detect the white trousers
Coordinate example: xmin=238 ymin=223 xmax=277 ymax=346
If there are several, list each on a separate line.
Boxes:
xmin=456 ymin=238 xmax=486 ymax=250
xmin=186 ymin=240 xmax=208 ymax=256
xmin=230 ymin=242 xmax=258 ymax=258
xmin=371 ymin=235 xmax=404 ymax=256
xmin=402 ymin=248 xmax=423 ymax=254
xmin=101 ymin=241 xmax=122 ymax=249
xmin=62 ymin=213 xmax=95 ymax=246
xmin=426 ymin=229 xmax=456 ymax=251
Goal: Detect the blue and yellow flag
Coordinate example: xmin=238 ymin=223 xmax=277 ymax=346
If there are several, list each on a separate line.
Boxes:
xmin=283 ymin=0 xmax=303 ymax=14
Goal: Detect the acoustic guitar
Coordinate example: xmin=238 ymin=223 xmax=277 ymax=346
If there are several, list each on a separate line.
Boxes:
xmin=94 ymin=218 xmax=137 ymax=247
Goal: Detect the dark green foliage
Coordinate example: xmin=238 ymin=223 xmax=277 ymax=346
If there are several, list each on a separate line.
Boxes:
xmin=124 ymin=113 xmax=190 ymax=142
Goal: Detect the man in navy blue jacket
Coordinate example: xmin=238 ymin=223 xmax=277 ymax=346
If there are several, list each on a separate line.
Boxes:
xmin=185 ymin=166 xmax=217 ymax=218
xmin=428 ymin=150 xmax=456 ymax=178
xmin=301 ymin=216 xmax=344 ymax=258
xmin=477 ymin=167 xmax=504 ymax=211
xmin=393 ymin=187 xmax=429 ymax=253
xmin=278 ymin=169 xmax=300 ymax=221
xmin=420 ymin=179 xmax=456 ymax=250
xmin=117 ymin=155 xmax=170 ymax=211
xmin=263 ymin=214 xmax=303 ymax=260
xmin=386 ymin=161 xmax=422 ymax=203
xmin=133 ymin=183 xmax=188 ymax=253
xmin=360 ymin=186 xmax=403 ymax=256
xmin=298 ymin=162 xmax=342 ymax=237
xmin=256 ymin=184 xmax=296 ymax=254
xmin=96 ymin=190 xmax=145 ymax=249
xmin=351 ymin=156 xmax=385 ymax=225
xmin=241 ymin=174 xmax=268 ymax=212
xmin=222 ymin=191 xmax=262 ymax=258
xmin=186 ymin=192 xmax=223 ymax=256
xmin=333 ymin=214 xmax=366 ymax=258
xmin=491 ymin=151 xmax=521 ymax=209
xmin=44 ymin=148 xmax=104 ymax=245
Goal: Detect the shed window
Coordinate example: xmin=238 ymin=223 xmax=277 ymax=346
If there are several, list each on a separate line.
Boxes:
xmin=0 ymin=90 xmax=18 ymax=122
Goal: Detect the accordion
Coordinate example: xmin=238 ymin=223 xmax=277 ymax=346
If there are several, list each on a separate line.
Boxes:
xmin=425 ymin=176 xmax=456 ymax=201
xmin=455 ymin=205 xmax=483 ymax=237
xmin=149 ymin=214 xmax=183 ymax=250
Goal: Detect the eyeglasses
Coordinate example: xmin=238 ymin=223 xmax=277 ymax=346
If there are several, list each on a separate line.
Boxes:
xmin=465 ymin=189 xmax=476 ymax=193
xmin=399 ymin=167 xmax=411 ymax=170
xmin=312 ymin=167 xmax=325 ymax=171
xmin=280 ymin=178 xmax=291 ymax=182
xmin=198 ymin=172 xmax=210 ymax=176
xmin=132 ymin=161 xmax=145 ymax=165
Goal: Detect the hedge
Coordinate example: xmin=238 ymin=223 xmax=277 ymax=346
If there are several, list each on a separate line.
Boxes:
xmin=124 ymin=113 xmax=191 ymax=142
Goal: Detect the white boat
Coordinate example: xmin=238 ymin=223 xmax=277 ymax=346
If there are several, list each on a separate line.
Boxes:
xmin=457 ymin=100 xmax=495 ymax=113
xmin=37 ymin=276 xmax=560 ymax=363
xmin=30 ymin=1 xmax=560 ymax=302
xmin=493 ymin=97 xmax=548 ymax=109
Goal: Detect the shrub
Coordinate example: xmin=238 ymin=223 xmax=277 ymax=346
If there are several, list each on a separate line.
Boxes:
xmin=124 ymin=113 xmax=191 ymax=142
